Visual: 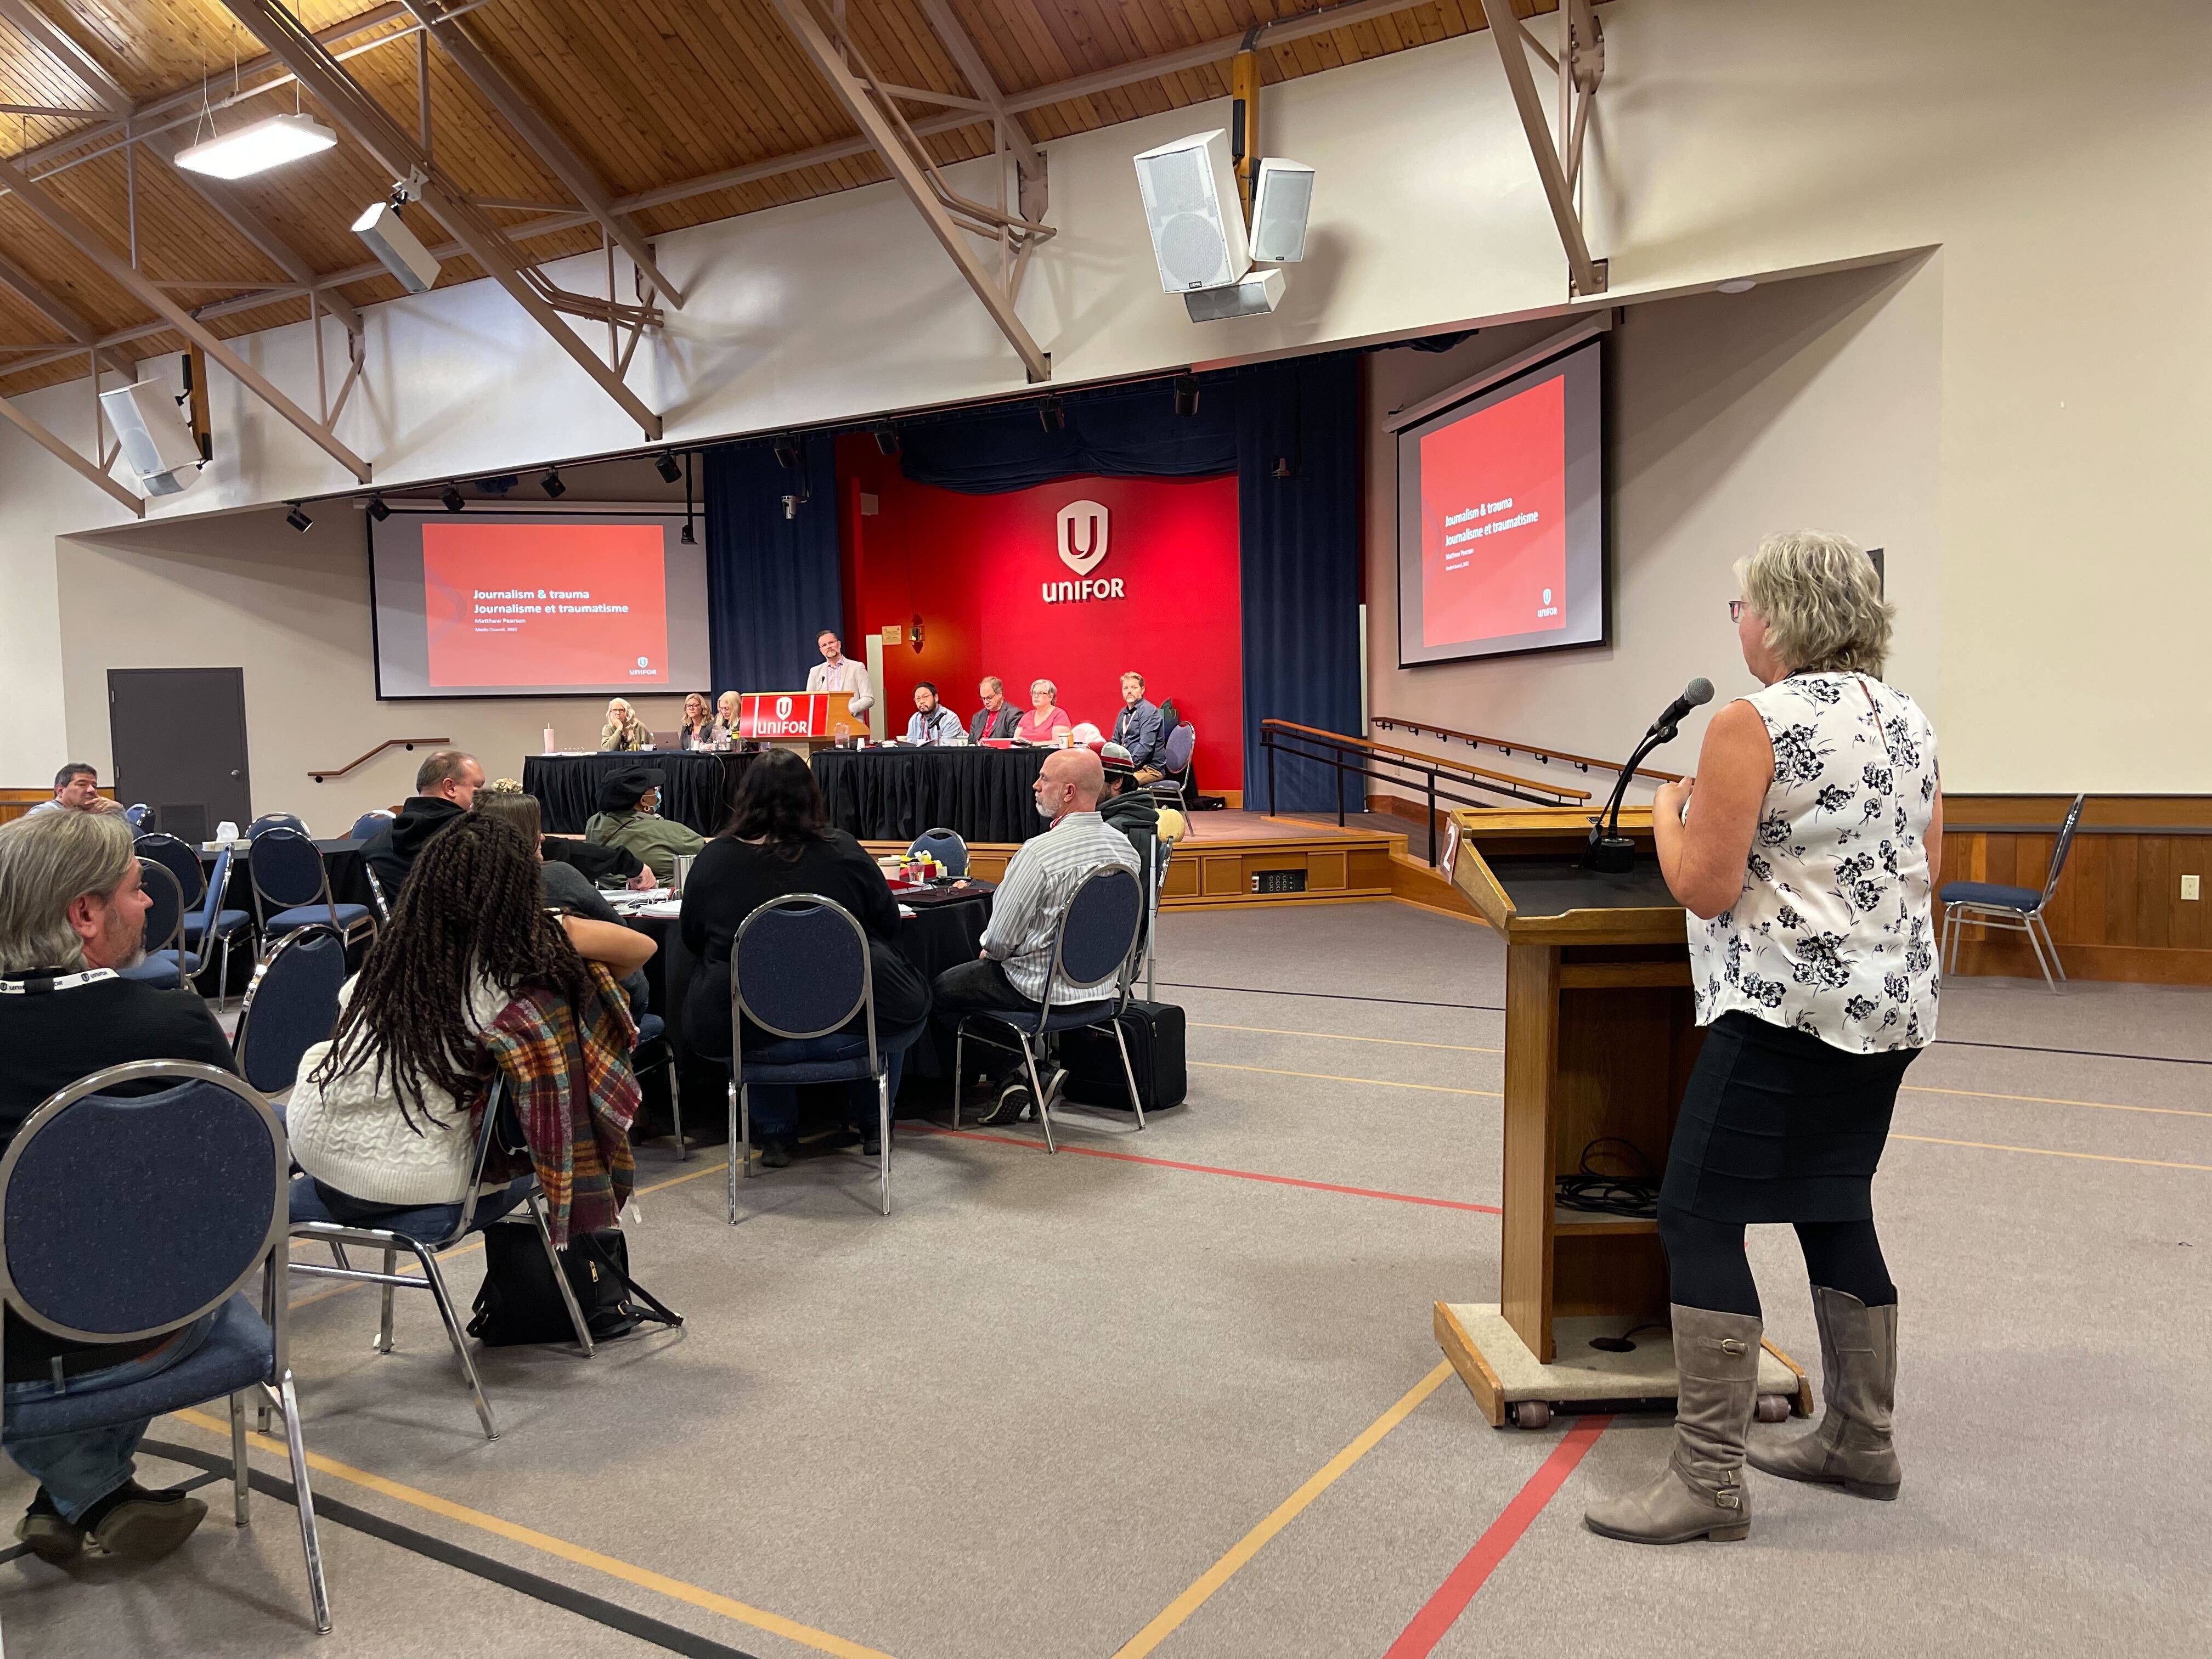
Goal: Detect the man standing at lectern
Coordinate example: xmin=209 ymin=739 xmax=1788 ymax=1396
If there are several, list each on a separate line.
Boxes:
xmin=805 ymin=629 xmax=873 ymax=723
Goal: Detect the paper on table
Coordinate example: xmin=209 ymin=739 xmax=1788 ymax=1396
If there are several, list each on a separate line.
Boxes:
xmin=633 ymin=900 xmax=684 ymax=919
xmin=898 ymin=904 xmax=917 ymax=919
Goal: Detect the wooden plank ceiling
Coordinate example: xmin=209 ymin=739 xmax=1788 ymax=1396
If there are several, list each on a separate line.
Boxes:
xmin=0 ymin=0 xmax=1555 ymax=399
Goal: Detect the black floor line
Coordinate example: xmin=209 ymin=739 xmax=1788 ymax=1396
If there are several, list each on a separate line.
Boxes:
xmin=1160 ymin=980 xmax=2212 ymax=1067
xmin=139 ymin=1441 xmax=758 ymax=1659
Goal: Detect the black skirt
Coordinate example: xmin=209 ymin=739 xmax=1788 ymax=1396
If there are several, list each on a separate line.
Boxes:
xmin=1659 ymin=1012 xmax=1921 ymax=1224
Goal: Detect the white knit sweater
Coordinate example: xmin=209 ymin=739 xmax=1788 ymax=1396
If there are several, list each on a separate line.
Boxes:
xmin=287 ymin=975 xmax=516 ymax=1205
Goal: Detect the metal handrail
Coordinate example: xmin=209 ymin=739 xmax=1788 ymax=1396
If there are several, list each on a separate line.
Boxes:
xmin=1370 ymin=713 xmax=1683 ymax=785
xmin=307 ymin=737 xmax=452 ymax=782
xmin=1259 ymin=720 xmax=1590 ymax=866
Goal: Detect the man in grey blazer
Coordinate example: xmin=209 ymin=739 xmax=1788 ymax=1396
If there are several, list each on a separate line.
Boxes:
xmin=968 ymin=675 xmax=1020 ymax=743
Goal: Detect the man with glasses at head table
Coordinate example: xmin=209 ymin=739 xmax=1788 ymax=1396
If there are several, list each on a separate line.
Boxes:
xmin=901 ymin=683 xmax=966 ymax=746
xmin=969 ymin=676 xmax=1020 ymax=743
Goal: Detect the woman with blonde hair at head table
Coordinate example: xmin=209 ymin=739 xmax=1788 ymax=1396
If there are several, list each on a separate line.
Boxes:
xmin=677 ymin=692 xmax=718 ymax=751
xmin=1583 ymin=531 xmax=1942 ymax=1549
xmin=714 ymin=690 xmax=742 ymax=748
xmin=598 ymin=697 xmax=647 ymax=752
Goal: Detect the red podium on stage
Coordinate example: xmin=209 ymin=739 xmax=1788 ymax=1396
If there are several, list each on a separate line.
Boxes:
xmin=737 ymin=691 xmax=854 ymax=752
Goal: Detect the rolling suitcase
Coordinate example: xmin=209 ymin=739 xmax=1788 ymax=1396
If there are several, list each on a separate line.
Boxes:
xmin=1060 ymin=1000 xmax=1187 ymax=1113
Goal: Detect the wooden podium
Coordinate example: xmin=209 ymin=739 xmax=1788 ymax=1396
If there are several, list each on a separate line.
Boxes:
xmin=1432 ymin=807 xmax=1810 ymax=1429
xmin=736 ymin=691 xmax=849 ymax=755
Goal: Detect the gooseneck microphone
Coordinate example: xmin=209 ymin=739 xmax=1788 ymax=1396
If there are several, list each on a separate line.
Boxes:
xmin=1584 ymin=678 xmax=1715 ymax=873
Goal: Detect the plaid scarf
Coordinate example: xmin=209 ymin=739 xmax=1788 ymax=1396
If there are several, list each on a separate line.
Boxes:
xmin=478 ymin=963 xmax=640 ymax=1245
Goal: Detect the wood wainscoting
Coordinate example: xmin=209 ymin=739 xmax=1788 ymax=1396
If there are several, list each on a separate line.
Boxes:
xmin=0 ymin=788 xmax=115 ymax=826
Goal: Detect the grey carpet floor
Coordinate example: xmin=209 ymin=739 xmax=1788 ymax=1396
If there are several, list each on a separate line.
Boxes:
xmin=9 ymin=901 xmax=2207 ymax=1657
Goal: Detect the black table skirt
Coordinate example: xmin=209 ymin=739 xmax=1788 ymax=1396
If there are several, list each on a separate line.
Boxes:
xmin=811 ymin=747 xmax=1049 ymax=845
xmin=523 ymin=752 xmax=760 ymax=836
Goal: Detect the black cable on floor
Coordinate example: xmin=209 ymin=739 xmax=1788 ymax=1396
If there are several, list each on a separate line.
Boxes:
xmin=138 ymin=1441 xmax=759 ymax=1659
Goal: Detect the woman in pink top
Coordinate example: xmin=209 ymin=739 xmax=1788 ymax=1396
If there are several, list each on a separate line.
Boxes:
xmin=1013 ymin=678 xmax=1071 ymax=744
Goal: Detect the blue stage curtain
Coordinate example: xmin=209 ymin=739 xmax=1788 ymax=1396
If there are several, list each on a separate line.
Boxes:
xmin=895 ymin=375 xmax=1236 ymax=493
xmin=704 ymin=437 xmax=843 ymax=697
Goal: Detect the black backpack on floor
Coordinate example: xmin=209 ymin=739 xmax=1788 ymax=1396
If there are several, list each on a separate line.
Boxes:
xmin=1060 ymin=1001 xmax=1187 ymax=1114
xmin=468 ymin=1224 xmax=682 ymax=1347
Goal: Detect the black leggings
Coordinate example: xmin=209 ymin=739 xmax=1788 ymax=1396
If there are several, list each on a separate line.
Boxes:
xmin=1657 ymin=1206 xmax=1896 ymax=1318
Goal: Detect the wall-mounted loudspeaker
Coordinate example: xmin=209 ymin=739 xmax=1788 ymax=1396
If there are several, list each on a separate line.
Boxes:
xmin=1133 ymin=130 xmax=1250 ymax=294
xmin=1249 ymin=159 xmax=1314 ymax=263
xmin=352 ymin=200 xmax=442 ymax=294
xmin=1184 ymin=267 xmax=1284 ymax=322
xmin=99 ymin=379 xmax=202 ymax=496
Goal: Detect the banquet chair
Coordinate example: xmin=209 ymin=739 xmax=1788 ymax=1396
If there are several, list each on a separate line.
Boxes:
xmin=117 ymin=858 xmax=199 ymax=991
xmin=234 ymin=926 xmax=348 ymax=1097
xmin=286 ymin=1079 xmax=591 ymax=1441
xmin=248 ymin=813 xmax=311 ymax=841
xmin=363 ymin=863 xmax=393 ymax=924
xmin=349 ymin=809 xmax=395 ymax=842
xmin=188 ymin=844 xmax=256 ymax=1011
xmin=248 ymin=827 xmax=375 ymax=951
xmin=631 ymin=1012 xmax=686 ymax=1161
xmin=1940 ymin=792 xmax=2085 ymax=993
xmin=133 ymin=829 xmax=206 ymax=911
xmin=952 ymin=867 xmax=1145 ymax=1149
xmin=122 ymin=802 xmax=152 ymax=831
xmin=1149 ymin=723 xmax=1196 ymax=815
xmin=725 ymin=896 xmax=923 ymax=1220
xmin=908 ymin=826 xmax=969 ymax=876
xmin=0 ymin=1060 xmax=331 ymax=1635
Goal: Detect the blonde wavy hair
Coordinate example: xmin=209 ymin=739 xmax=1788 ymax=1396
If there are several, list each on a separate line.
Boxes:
xmin=1735 ymin=531 xmax=1892 ymax=677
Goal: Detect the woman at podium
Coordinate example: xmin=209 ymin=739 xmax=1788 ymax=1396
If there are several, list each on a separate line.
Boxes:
xmin=1585 ymin=532 xmax=1942 ymax=1547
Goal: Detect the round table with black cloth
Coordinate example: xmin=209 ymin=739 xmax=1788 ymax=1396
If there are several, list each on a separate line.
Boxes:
xmin=811 ymin=747 xmax=1050 ymax=845
xmin=523 ymin=751 xmax=763 ymax=836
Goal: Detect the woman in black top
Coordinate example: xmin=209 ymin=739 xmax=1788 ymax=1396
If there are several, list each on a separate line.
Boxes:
xmin=679 ymin=751 xmax=929 ymax=1165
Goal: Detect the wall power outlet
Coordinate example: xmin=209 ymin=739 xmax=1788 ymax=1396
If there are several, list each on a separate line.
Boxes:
xmin=2184 ymin=874 xmax=2202 ymax=901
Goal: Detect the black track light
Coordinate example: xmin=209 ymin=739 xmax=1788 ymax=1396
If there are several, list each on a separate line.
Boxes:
xmin=285 ymin=503 xmax=312 ymax=533
xmin=1039 ymin=393 xmax=1065 ymax=433
xmin=441 ymin=482 xmax=465 ymax=512
xmin=541 ymin=467 xmax=566 ymax=499
xmin=872 ymin=421 xmax=900 ymax=457
xmin=772 ymin=431 xmax=800 ymax=471
xmin=680 ymin=520 xmax=696 ymax=544
xmin=654 ymin=448 xmax=682 ymax=484
xmin=1172 ymin=374 xmax=1200 ymax=418
xmin=365 ymin=493 xmax=391 ymax=522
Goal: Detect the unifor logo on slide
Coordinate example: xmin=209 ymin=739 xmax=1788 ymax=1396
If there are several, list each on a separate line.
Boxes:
xmin=1046 ymin=499 xmax=1125 ymax=603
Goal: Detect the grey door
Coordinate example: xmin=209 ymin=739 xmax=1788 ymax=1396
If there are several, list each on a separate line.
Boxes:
xmin=108 ymin=668 xmax=251 ymax=844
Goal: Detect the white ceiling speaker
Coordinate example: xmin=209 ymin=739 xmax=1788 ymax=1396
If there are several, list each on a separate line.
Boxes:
xmin=1249 ymin=159 xmax=1314 ymax=263
xmin=1132 ymin=130 xmax=1250 ymax=294
xmin=353 ymin=199 xmax=442 ymax=294
xmin=99 ymin=379 xmax=203 ymax=497
xmin=1184 ymin=267 xmax=1285 ymax=322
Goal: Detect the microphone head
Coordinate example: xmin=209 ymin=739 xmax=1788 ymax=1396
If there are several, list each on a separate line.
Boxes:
xmin=1683 ymin=677 xmax=1714 ymax=708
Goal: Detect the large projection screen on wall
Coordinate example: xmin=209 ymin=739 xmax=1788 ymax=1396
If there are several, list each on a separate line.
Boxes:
xmin=1396 ymin=337 xmax=1605 ymax=666
xmin=370 ymin=506 xmax=711 ymax=699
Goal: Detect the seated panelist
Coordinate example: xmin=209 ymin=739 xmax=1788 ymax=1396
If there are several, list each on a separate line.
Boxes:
xmin=969 ymin=676 xmax=1020 ymax=743
xmin=598 ymin=698 xmax=649 ymax=752
xmin=678 ymin=692 xmax=718 ymax=750
xmin=714 ymin=690 xmax=743 ymax=747
xmin=901 ymin=683 xmax=965 ymax=746
xmin=1013 ymin=679 xmax=1072 ymax=746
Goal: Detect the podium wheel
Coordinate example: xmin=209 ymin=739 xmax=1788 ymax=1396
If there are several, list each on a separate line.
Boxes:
xmin=1513 ymin=1400 xmax=1552 ymax=1430
xmin=1755 ymin=1393 xmax=1792 ymax=1424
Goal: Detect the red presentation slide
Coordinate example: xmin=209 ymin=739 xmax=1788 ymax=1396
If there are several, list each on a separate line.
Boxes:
xmin=421 ymin=522 xmax=669 ymax=689
xmin=1419 ymin=374 xmax=1568 ymax=648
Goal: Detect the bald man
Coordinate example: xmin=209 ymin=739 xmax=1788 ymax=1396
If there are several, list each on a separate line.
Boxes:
xmin=933 ymin=748 xmax=1142 ymax=1122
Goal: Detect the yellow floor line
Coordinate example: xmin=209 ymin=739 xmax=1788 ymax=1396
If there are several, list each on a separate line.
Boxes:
xmin=1192 ymin=1062 xmax=1500 ymax=1099
xmin=171 ymin=1408 xmax=895 ymax=1659
xmin=1190 ymin=1022 xmax=1503 ymax=1056
xmin=1904 ymin=1084 xmax=2212 ymax=1121
xmin=1890 ymin=1134 xmax=2212 ymax=1172
xmin=1110 ymin=1361 xmax=1453 ymax=1659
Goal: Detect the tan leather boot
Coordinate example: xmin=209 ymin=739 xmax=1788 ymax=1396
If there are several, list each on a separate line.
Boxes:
xmin=1583 ymin=1305 xmax=1761 ymax=1545
xmin=1748 ymin=1287 xmax=1900 ymax=1499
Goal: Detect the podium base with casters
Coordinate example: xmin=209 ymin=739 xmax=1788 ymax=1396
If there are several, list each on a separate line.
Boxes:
xmin=1434 ymin=1302 xmax=1812 ymax=1431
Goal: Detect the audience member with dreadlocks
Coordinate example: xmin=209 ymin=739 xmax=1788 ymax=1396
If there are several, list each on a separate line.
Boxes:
xmin=286 ymin=812 xmax=654 ymax=1222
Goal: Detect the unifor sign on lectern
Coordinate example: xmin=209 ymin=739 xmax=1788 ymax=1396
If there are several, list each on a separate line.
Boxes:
xmin=1435 ymin=805 xmax=1814 ymax=1431
xmin=737 ymin=691 xmax=839 ymax=753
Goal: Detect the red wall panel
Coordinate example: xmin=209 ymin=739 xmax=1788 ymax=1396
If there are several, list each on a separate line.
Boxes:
xmin=839 ymin=438 xmax=1244 ymax=787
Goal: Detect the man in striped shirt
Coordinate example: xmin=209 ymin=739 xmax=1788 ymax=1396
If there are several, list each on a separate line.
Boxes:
xmin=935 ymin=750 xmax=1141 ymax=1121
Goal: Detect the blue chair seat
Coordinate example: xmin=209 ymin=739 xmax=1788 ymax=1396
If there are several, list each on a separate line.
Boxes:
xmin=119 ymin=948 xmax=200 ymax=983
xmin=965 ymin=998 xmax=1118 ymax=1036
xmin=184 ymin=908 xmax=254 ymax=944
xmin=634 ymin=1013 xmax=666 ymax=1048
xmin=287 ymin=1173 xmax=528 ymax=1242
xmin=266 ymin=902 xmax=371 ymax=934
xmin=737 ymin=1022 xmax=926 ymax=1086
xmin=1940 ymin=881 xmax=2043 ymax=912
xmin=5 ymin=1293 xmax=270 ymax=1437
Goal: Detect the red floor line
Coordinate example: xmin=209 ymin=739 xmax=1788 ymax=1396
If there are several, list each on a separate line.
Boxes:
xmin=909 ymin=1125 xmax=1503 ymax=1215
xmin=1381 ymin=1417 xmax=1611 ymax=1659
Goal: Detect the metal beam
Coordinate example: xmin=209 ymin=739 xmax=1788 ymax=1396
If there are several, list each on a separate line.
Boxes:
xmin=912 ymin=0 xmax=1045 ymax=196
xmin=398 ymin=1 xmax=685 ymax=306
xmin=1487 ymin=4 xmax=1605 ymax=296
xmin=771 ymin=0 xmax=1049 ymax=382
xmin=0 ymin=391 xmax=144 ymax=516
xmin=0 ymin=0 xmax=131 ymax=109
xmin=0 ymin=249 xmax=135 ymax=379
xmin=0 ymin=150 xmax=373 ymax=478
xmin=219 ymin=0 xmax=663 ymax=438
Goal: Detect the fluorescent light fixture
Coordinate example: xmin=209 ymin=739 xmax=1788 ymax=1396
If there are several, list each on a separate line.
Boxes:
xmin=352 ymin=200 xmax=442 ymax=294
xmin=173 ymin=113 xmax=336 ymax=180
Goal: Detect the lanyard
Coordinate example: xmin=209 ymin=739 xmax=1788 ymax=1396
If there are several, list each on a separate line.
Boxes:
xmin=0 ymin=968 xmax=119 ymax=995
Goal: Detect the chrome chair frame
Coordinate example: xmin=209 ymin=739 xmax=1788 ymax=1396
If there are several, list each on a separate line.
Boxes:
xmin=191 ymin=843 xmax=255 ymax=1012
xmin=247 ymin=827 xmax=376 ymax=953
xmin=952 ymin=867 xmax=1146 ymax=1152
xmin=363 ymin=862 xmax=392 ymax=925
xmin=0 ymin=1060 xmax=330 ymax=1634
xmin=233 ymin=924 xmax=346 ymax=1097
xmin=907 ymin=826 xmax=969 ymax=876
xmin=1149 ymin=723 xmax=1197 ymax=815
xmin=132 ymin=856 xmax=198 ymax=991
xmin=1940 ymin=793 xmax=2085 ymax=995
xmin=285 ymin=1078 xmax=594 ymax=1441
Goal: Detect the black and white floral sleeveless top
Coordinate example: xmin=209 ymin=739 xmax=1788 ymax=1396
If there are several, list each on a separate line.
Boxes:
xmin=1689 ymin=672 xmax=1940 ymax=1053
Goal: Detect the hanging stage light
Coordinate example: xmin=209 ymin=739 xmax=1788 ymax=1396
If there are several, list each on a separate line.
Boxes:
xmin=285 ymin=503 xmax=312 ymax=533
xmin=654 ymin=449 xmax=682 ymax=484
xmin=541 ymin=467 xmax=567 ymax=499
xmin=441 ymin=482 xmax=466 ymax=512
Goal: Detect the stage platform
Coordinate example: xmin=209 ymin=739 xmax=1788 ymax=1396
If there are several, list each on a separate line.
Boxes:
xmin=861 ymin=811 xmax=1410 ymax=911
